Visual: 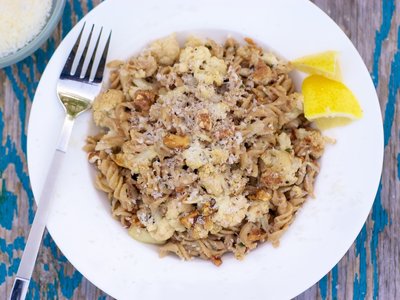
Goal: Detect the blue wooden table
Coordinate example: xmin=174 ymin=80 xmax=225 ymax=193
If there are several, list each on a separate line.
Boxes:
xmin=0 ymin=0 xmax=399 ymax=299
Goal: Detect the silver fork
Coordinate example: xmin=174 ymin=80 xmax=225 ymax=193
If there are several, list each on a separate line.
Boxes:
xmin=9 ymin=24 xmax=111 ymax=300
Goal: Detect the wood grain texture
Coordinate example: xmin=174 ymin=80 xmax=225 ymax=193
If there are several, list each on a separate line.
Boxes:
xmin=0 ymin=0 xmax=398 ymax=299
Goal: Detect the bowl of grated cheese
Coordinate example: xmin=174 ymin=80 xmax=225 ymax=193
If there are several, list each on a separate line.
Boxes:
xmin=0 ymin=0 xmax=66 ymax=69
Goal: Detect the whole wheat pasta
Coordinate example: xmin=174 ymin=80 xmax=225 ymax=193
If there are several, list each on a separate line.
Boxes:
xmin=86 ymin=34 xmax=326 ymax=265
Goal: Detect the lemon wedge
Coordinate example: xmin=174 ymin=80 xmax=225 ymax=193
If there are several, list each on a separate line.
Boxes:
xmin=314 ymin=117 xmax=353 ymax=130
xmin=292 ymin=51 xmax=341 ymax=80
xmin=302 ymin=75 xmax=363 ymax=121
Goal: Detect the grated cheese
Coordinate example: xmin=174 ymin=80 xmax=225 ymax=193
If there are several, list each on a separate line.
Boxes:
xmin=0 ymin=0 xmax=52 ymax=58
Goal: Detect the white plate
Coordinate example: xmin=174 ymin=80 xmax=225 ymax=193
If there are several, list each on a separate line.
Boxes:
xmin=28 ymin=0 xmax=383 ymax=299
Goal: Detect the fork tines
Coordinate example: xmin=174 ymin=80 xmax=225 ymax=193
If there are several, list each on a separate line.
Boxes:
xmin=60 ymin=23 xmax=112 ymax=84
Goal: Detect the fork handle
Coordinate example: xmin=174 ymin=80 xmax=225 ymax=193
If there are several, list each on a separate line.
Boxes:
xmin=9 ymin=115 xmax=75 ymax=300
xmin=9 ymin=277 xmax=29 ymax=300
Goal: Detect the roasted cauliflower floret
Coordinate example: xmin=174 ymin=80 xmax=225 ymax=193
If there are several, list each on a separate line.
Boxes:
xmin=227 ymin=170 xmax=248 ymax=196
xmin=213 ymin=195 xmax=249 ymax=227
xmin=126 ymin=52 xmax=157 ymax=78
xmin=277 ymin=132 xmax=292 ymax=151
xmin=150 ymin=34 xmax=180 ymax=66
xmin=137 ymin=208 xmax=176 ymax=242
xmin=198 ymin=164 xmax=227 ymax=196
xmin=113 ymin=146 xmax=158 ymax=174
xmin=183 ymin=141 xmax=209 ymax=169
xmin=165 ymin=199 xmax=192 ymax=232
xmin=210 ymin=148 xmax=229 ymax=165
xmin=294 ymin=128 xmax=325 ymax=159
xmin=209 ymin=102 xmax=229 ymax=120
xmin=195 ymin=56 xmax=227 ymax=86
xmin=184 ymin=36 xmax=205 ymax=47
xmin=177 ymin=46 xmax=227 ymax=85
xmin=260 ymin=149 xmax=302 ymax=189
xmin=92 ymin=89 xmax=124 ymax=127
xmin=246 ymin=201 xmax=270 ymax=223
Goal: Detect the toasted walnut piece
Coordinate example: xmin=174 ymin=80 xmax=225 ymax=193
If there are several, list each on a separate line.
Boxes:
xmin=133 ymin=90 xmax=156 ymax=113
xmin=163 ymin=134 xmax=190 ymax=149
xmin=211 ymin=256 xmax=222 ymax=266
xmin=253 ymin=60 xmax=274 ymax=85
xmin=214 ymin=126 xmax=234 ymax=140
xmin=248 ymin=189 xmax=272 ymax=202
xmin=260 ymin=170 xmax=284 ymax=189
xmin=197 ymin=111 xmax=212 ymax=131
xmin=180 ymin=211 xmax=199 ymax=229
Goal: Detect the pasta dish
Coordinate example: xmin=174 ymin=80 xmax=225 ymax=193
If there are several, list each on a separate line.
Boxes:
xmin=85 ymin=35 xmax=326 ymax=266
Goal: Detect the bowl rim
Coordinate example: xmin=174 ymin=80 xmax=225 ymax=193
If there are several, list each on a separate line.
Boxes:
xmin=0 ymin=0 xmax=66 ymax=69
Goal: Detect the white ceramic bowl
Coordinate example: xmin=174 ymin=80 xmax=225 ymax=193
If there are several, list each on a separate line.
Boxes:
xmin=0 ymin=0 xmax=66 ymax=69
xmin=27 ymin=0 xmax=383 ymax=299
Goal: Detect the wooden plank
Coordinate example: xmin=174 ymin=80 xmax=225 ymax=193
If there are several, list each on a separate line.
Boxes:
xmin=0 ymin=0 xmax=398 ymax=299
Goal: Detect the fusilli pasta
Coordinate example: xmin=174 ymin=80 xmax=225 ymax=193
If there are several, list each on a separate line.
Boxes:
xmin=86 ymin=35 xmax=327 ymax=265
